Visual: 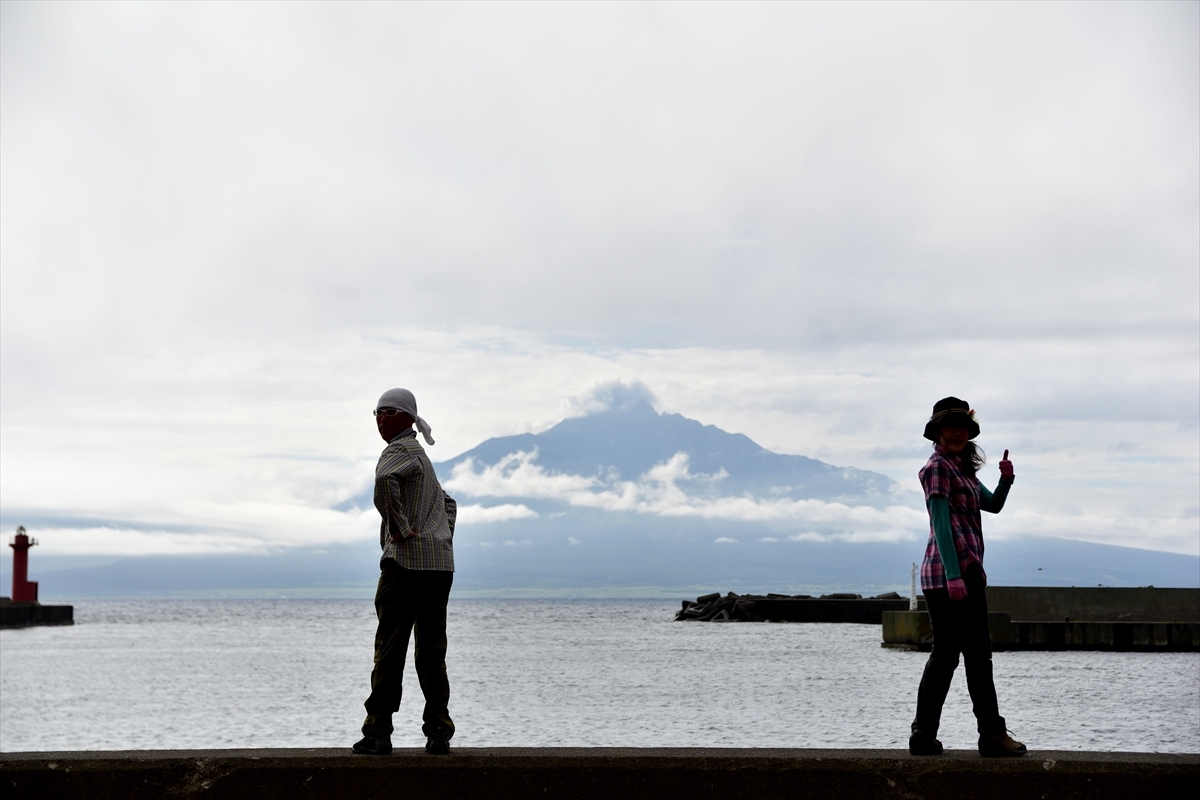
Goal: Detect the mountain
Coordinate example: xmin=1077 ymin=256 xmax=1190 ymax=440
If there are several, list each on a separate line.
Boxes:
xmin=438 ymin=394 xmax=902 ymax=507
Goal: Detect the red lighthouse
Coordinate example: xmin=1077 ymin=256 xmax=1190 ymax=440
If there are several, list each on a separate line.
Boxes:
xmin=9 ymin=525 xmax=39 ymax=602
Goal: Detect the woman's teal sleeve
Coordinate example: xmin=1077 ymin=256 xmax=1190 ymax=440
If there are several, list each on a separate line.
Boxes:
xmin=928 ymin=496 xmax=961 ymax=580
xmin=979 ymin=480 xmax=1012 ymax=514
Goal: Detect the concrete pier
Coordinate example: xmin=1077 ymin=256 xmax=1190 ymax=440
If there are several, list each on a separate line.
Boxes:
xmin=0 ymin=599 xmax=74 ymax=629
xmin=1 ymin=748 xmax=1196 ymax=800
xmin=885 ymin=612 xmax=1200 ymax=653
xmin=985 ymin=586 xmax=1200 ymax=623
xmin=883 ymin=610 xmax=1200 ymax=651
xmin=882 ymin=586 xmax=1200 ymax=651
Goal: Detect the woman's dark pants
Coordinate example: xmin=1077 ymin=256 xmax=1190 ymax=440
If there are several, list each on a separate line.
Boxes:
xmin=362 ymin=560 xmax=455 ymax=740
xmin=913 ymin=566 xmax=1005 ymax=737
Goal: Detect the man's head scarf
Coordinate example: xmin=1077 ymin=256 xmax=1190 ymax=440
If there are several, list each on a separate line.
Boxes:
xmin=376 ymin=388 xmax=435 ymax=445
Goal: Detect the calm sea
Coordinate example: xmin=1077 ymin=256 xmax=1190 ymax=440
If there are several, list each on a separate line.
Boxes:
xmin=1 ymin=599 xmax=1197 ymax=753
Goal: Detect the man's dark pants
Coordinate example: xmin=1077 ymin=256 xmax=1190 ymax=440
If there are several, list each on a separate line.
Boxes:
xmin=913 ymin=565 xmax=1005 ymax=737
xmin=362 ymin=559 xmax=454 ymax=740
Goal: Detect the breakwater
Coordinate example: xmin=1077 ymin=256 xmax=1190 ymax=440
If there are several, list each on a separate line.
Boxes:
xmin=985 ymin=586 xmax=1200 ymax=623
xmin=2 ymin=748 xmax=1196 ymax=800
xmin=676 ymin=586 xmax=1200 ymax=651
xmin=0 ymin=599 xmax=73 ymax=629
xmin=883 ymin=586 xmax=1200 ymax=651
xmin=676 ymin=591 xmax=917 ymax=623
xmin=883 ymin=611 xmax=1200 ymax=651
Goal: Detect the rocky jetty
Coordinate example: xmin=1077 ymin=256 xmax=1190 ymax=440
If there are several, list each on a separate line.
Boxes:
xmin=675 ymin=591 xmax=911 ymax=623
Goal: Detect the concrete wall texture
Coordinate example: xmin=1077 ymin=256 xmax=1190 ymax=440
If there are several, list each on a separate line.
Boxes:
xmin=2 ymin=749 xmax=1197 ymax=800
xmin=984 ymin=587 xmax=1200 ymax=623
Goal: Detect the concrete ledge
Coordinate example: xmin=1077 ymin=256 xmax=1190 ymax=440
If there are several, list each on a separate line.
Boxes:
xmin=2 ymin=748 xmax=1196 ymax=800
xmin=985 ymin=586 xmax=1200 ymax=623
xmin=881 ymin=611 xmax=1200 ymax=651
xmin=0 ymin=603 xmax=74 ymax=629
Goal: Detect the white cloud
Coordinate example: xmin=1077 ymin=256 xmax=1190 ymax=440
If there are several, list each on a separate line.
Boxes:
xmin=456 ymin=503 xmax=539 ymax=525
xmin=478 ymin=539 xmax=534 ymax=548
xmin=444 ymin=451 xmax=599 ymax=498
xmin=565 ymin=380 xmax=661 ymax=417
xmin=566 ymin=483 xmax=642 ymax=513
xmin=714 ymin=537 xmax=738 ymax=544
xmin=19 ymin=504 xmax=380 ymax=557
xmin=759 ymin=537 xmax=779 ymax=543
xmin=12 ymin=527 xmax=274 ymax=557
xmin=5 ymin=4 xmax=1194 ymax=351
xmin=986 ymin=508 xmax=1200 ymax=551
xmin=787 ymin=528 xmax=924 ymax=544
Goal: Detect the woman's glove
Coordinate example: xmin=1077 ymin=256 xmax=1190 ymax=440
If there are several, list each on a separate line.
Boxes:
xmin=947 ymin=578 xmax=968 ymax=601
xmin=999 ymin=449 xmax=1014 ymax=482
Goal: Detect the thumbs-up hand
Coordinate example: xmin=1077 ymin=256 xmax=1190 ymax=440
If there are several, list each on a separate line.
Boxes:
xmin=999 ymin=449 xmax=1014 ymax=482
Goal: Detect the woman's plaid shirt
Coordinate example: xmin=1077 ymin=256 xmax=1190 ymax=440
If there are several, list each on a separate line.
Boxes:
xmin=375 ymin=430 xmax=456 ymax=572
xmin=919 ymin=447 xmax=986 ymax=591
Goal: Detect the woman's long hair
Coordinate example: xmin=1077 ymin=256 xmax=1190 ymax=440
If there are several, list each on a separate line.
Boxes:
xmin=956 ymin=441 xmax=986 ymax=478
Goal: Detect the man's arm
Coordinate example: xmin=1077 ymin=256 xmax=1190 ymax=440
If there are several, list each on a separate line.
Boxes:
xmin=377 ymin=453 xmax=420 ymax=539
xmin=383 ymin=474 xmax=416 ymax=538
xmin=444 ymin=493 xmax=457 ymax=536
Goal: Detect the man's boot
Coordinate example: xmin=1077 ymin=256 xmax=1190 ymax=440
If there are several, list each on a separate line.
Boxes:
xmin=425 ymin=727 xmax=451 ymax=755
xmin=352 ymin=733 xmax=393 ymax=755
xmin=909 ymin=728 xmax=943 ymax=756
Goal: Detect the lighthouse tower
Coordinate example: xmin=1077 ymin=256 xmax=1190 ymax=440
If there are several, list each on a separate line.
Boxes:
xmin=9 ymin=526 xmax=39 ymax=603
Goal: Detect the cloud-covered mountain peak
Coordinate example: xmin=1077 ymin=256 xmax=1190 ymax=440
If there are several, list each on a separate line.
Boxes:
xmin=568 ymin=379 xmax=661 ymax=416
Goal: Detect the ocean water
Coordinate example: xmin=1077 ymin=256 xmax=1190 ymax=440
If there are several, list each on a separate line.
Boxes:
xmin=1 ymin=599 xmax=1197 ymax=753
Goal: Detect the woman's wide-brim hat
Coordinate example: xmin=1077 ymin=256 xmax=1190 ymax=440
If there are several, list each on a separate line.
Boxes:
xmin=923 ymin=396 xmax=980 ymax=441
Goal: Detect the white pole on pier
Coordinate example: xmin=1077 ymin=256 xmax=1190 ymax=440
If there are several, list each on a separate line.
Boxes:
xmin=910 ymin=562 xmax=918 ymax=610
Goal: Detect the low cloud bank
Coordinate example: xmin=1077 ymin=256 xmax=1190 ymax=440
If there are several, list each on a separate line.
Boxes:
xmin=11 ymin=527 xmax=291 ymax=557
xmin=445 ymin=449 xmax=924 ymax=542
xmin=456 ymin=503 xmax=539 ymax=524
xmin=7 ymin=504 xmax=380 ymax=557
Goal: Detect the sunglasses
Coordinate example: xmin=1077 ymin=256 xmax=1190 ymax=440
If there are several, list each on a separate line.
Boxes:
xmin=372 ymin=408 xmax=407 ymax=417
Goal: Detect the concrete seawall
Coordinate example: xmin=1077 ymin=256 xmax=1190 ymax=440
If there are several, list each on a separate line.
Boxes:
xmin=882 ymin=610 xmax=1200 ymax=651
xmin=985 ymin=587 xmax=1200 ymax=623
xmin=882 ymin=585 xmax=1200 ymax=651
xmin=2 ymin=748 xmax=1196 ymax=800
xmin=0 ymin=601 xmax=73 ymax=629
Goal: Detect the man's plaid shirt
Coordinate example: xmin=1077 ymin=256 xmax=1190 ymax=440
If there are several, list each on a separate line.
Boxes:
xmin=375 ymin=430 xmax=456 ymax=572
xmin=919 ymin=446 xmax=986 ymax=591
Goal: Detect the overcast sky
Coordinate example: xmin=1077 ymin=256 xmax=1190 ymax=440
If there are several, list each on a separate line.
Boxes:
xmin=2 ymin=2 xmax=1197 ymax=559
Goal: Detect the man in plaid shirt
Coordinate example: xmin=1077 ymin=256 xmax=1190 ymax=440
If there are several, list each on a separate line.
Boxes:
xmin=910 ymin=397 xmax=1024 ymax=759
xmin=354 ymin=388 xmax=458 ymax=756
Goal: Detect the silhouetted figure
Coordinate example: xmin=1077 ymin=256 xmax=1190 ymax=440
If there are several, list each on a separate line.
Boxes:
xmin=353 ymin=388 xmax=457 ymax=756
xmin=909 ymin=397 xmax=1026 ymax=757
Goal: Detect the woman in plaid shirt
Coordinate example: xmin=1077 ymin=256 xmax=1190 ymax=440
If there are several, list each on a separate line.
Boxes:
xmin=909 ymin=397 xmax=1026 ymax=758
